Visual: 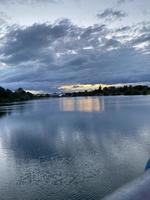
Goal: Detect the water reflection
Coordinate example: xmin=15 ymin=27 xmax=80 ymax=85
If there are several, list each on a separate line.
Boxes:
xmin=0 ymin=104 xmax=12 ymax=118
xmin=59 ymin=97 xmax=104 ymax=112
xmin=0 ymin=101 xmax=28 ymax=118
xmin=0 ymin=96 xmax=150 ymax=200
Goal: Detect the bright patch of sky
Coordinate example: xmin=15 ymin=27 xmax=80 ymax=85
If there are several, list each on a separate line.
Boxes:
xmin=0 ymin=0 xmax=149 ymax=27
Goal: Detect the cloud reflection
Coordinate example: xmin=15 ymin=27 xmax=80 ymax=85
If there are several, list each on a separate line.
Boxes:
xmin=0 ymin=97 xmax=150 ymax=199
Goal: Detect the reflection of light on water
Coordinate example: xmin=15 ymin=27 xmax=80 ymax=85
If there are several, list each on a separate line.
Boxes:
xmin=60 ymin=98 xmax=75 ymax=112
xmin=59 ymin=97 xmax=104 ymax=112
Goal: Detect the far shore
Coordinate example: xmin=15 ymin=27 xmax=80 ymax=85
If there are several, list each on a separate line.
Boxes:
xmin=1 ymin=85 xmax=150 ymax=103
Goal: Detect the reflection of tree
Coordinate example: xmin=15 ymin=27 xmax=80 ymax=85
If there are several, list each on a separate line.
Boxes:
xmin=0 ymin=105 xmax=12 ymax=119
xmin=0 ymin=101 xmax=28 ymax=119
xmin=0 ymin=111 xmax=8 ymax=118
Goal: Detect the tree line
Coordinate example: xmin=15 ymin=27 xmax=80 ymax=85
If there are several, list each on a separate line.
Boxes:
xmin=64 ymin=85 xmax=150 ymax=97
xmin=1 ymin=85 xmax=150 ymax=102
xmin=0 ymin=87 xmax=35 ymax=102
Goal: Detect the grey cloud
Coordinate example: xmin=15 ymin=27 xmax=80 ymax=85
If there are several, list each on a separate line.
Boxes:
xmin=117 ymin=0 xmax=134 ymax=5
xmin=67 ymin=57 xmax=88 ymax=66
xmin=116 ymin=26 xmax=131 ymax=32
xmin=80 ymin=25 xmax=106 ymax=39
xmin=61 ymin=49 xmax=150 ymax=85
xmin=1 ymin=20 xmax=72 ymax=65
xmin=132 ymin=34 xmax=150 ymax=45
xmin=97 ymin=9 xmax=127 ymax=22
xmin=103 ymin=38 xmax=121 ymax=48
xmin=128 ymin=23 xmax=150 ymax=46
xmin=0 ymin=19 xmax=150 ymax=92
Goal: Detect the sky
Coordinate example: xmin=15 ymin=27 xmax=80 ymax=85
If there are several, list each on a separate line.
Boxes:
xmin=0 ymin=0 xmax=150 ymax=92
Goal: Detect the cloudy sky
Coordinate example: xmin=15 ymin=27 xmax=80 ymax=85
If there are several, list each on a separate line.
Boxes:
xmin=0 ymin=0 xmax=150 ymax=92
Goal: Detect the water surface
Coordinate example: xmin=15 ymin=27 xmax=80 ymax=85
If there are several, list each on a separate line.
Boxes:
xmin=0 ymin=96 xmax=150 ymax=200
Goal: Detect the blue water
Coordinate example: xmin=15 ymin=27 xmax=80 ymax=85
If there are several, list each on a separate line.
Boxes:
xmin=0 ymin=96 xmax=150 ymax=200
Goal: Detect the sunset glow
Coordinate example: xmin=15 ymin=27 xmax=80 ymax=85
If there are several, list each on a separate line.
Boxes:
xmin=59 ymin=84 xmax=112 ymax=92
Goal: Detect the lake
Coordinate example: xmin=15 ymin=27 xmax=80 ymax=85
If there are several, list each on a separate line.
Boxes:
xmin=0 ymin=96 xmax=150 ymax=200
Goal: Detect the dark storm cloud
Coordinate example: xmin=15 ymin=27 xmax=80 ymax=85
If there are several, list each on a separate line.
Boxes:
xmin=0 ymin=19 xmax=150 ymax=92
xmin=97 ymin=9 xmax=127 ymax=21
xmin=1 ymin=19 xmax=72 ymax=65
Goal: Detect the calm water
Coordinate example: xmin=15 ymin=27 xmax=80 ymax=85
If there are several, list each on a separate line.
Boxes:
xmin=0 ymin=96 xmax=150 ymax=200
